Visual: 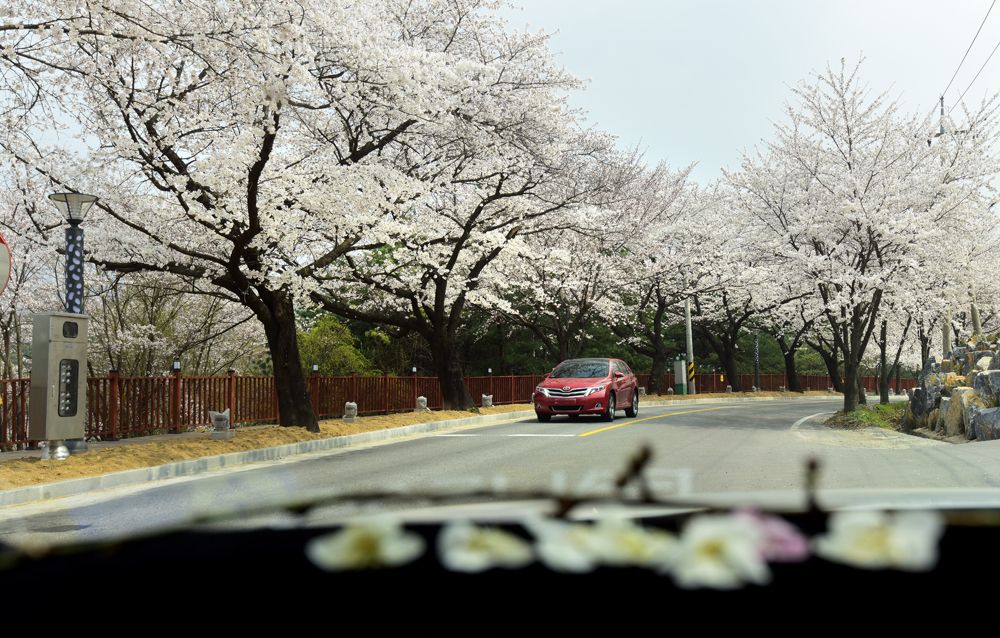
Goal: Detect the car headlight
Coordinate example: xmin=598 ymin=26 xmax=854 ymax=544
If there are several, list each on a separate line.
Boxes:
xmin=585 ymin=385 xmax=606 ymax=396
xmin=535 ymin=386 xmax=549 ymax=397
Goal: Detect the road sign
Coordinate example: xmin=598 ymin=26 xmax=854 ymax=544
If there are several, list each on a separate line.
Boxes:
xmin=0 ymin=233 xmax=9 ymax=296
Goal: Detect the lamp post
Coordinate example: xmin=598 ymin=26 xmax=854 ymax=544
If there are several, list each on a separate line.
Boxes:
xmin=48 ymin=193 xmax=98 ymax=315
xmin=48 ymin=192 xmax=98 ymax=454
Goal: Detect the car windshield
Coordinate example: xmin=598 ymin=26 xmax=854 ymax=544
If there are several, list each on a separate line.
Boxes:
xmin=551 ymin=360 xmax=610 ymax=378
xmin=1 ymin=1 xmax=999 ymax=601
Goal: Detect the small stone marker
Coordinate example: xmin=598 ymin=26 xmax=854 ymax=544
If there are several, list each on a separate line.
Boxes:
xmin=343 ymin=402 xmax=358 ymax=423
xmin=666 ymin=387 xmax=674 ymax=395
xmin=481 ymin=394 xmax=493 ymax=408
xmin=414 ymin=396 xmax=430 ymax=412
xmin=638 ymin=387 xmax=646 ymax=396
xmin=209 ymin=408 xmax=233 ymax=440
xmin=726 ymin=385 xmax=733 ymax=393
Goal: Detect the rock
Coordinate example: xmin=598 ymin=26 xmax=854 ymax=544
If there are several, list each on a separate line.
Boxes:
xmin=971 ymin=407 xmax=1000 ymax=441
xmin=944 ymin=391 xmax=967 ymax=437
xmin=975 ymin=351 xmax=993 ymax=371
xmin=936 ymin=397 xmax=950 ymax=431
xmin=344 ymin=401 xmax=358 ymax=422
xmin=917 ymin=357 xmax=940 ymax=387
xmin=941 ymin=372 xmax=967 ymax=395
xmin=910 ymin=385 xmax=941 ymax=417
xmin=990 ymin=354 xmax=1000 ymax=371
xmin=958 ymin=387 xmax=991 ymax=440
xmin=942 ymin=359 xmax=956 ymax=373
xmin=973 ymin=370 xmax=1000 ymax=405
xmin=481 ymin=394 xmax=493 ymax=408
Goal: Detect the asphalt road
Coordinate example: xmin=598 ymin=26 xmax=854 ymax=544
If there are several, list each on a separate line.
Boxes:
xmin=4 ymin=398 xmax=1000 ymax=545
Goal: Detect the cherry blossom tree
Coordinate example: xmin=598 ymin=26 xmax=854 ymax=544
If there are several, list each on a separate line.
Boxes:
xmin=0 ymin=0 xmax=593 ymax=419
xmin=730 ymin=59 xmax=1000 ymax=411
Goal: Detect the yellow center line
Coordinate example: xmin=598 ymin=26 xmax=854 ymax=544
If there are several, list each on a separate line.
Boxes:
xmin=577 ymin=406 xmax=736 ymax=437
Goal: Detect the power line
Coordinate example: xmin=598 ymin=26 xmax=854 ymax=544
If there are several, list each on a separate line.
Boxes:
xmin=942 ymin=0 xmax=996 ymax=98
xmin=949 ymin=34 xmax=1000 ymax=114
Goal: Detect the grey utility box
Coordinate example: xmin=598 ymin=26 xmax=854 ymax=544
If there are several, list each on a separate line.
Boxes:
xmin=29 ymin=312 xmax=89 ymax=441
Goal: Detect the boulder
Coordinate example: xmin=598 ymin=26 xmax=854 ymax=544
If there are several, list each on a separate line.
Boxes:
xmin=958 ymin=387 xmax=992 ymax=440
xmin=944 ymin=390 xmax=967 ymax=437
xmin=927 ymin=408 xmax=939 ymax=431
xmin=973 ymin=370 xmax=1000 ymax=405
xmin=936 ymin=397 xmax=950 ymax=432
xmin=975 ymin=351 xmax=994 ymax=371
xmin=917 ymin=357 xmax=940 ymax=387
xmin=941 ymin=372 xmax=967 ymax=395
xmin=971 ymin=407 xmax=1000 ymax=441
xmin=990 ymin=353 xmax=1000 ymax=371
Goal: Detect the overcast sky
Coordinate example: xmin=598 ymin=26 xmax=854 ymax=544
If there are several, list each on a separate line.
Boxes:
xmin=503 ymin=0 xmax=1000 ymax=182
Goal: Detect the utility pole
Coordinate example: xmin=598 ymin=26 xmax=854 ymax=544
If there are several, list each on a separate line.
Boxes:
xmin=685 ymin=296 xmax=696 ymax=394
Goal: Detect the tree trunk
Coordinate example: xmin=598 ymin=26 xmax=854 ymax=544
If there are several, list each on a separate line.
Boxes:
xmin=894 ymin=364 xmax=901 ymax=395
xmin=722 ymin=348 xmax=741 ymax=392
xmin=918 ymin=327 xmax=931 ymax=368
xmin=878 ymin=321 xmax=890 ymax=405
xmin=776 ymin=335 xmax=801 ymax=392
xmin=811 ymin=342 xmax=843 ymax=392
xmin=431 ymin=338 xmax=476 ymax=410
xmin=259 ymin=291 xmax=319 ymax=431
xmin=647 ymin=344 xmax=668 ymax=395
xmin=857 ymin=373 xmax=868 ymax=407
xmin=843 ymin=359 xmax=859 ymax=412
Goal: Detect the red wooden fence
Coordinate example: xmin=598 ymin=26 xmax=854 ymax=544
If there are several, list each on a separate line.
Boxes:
xmin=0 ymin=370 xmax=916 ymax=451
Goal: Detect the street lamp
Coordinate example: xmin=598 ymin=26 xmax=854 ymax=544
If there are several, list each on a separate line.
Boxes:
xmin=48 ymin=192 xmax=98 ymax=454
xmin=48 ymin=192 xmax=98 ymax=315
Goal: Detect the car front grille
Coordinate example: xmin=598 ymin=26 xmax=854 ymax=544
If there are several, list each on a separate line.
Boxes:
xmin=546 ymin=388 xmax=588 ymax=398
xmin=551 ymin=405 xmax=582 ymax=412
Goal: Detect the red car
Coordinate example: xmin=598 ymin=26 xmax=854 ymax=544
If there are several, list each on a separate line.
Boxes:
xmin=533 ymin=358 xmax=639 ymax=422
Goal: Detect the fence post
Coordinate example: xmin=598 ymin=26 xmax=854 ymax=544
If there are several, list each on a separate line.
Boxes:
xmin=351 ymin=372 xmax=358 ymax=404
xmin=309 ymin=365 xmax=319 ymax=417
xmin=383 ymin=373 xmax=390 ymax=415
xmin=170 ymin=362 xmax=182 ymax=434
xmin=108 ymin=369 xmax=120 ymax=440
xmin=411 ymin=368 xmax=417 ymax=408
xmin=227 ymin=369 xmax=237 ymax=425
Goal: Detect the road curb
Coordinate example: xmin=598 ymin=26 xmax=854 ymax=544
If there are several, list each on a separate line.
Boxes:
xmin=0 ymin=409 xmax=534 ymax=508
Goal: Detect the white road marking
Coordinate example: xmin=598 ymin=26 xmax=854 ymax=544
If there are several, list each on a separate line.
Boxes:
xmin=434 ymin=434 xmax=480 ymax=437
xmin=791 ymin=412 xmax=832 ymax=430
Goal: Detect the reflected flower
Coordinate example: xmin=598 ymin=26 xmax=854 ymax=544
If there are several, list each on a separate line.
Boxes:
xmin=814 ymin=510 xmax=944 ymax=571
xmin=671 ymin=514 xmax=770 ymax=590
xmin=589 ymin=516 xmax=678 ymax=569
xmin=526 ymin=518 xmax=602 ymax=573
xmin=735 ymin=509 xmax=809 ymax=562
xmin=306 ymin=519 xmax=424 ymax=571
xmin=438 ymin=522 xmax=533 ymax=573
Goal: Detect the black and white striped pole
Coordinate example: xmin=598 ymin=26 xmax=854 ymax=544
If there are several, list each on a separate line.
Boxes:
xmin=754 ymin=332 xmax=761 ymax=391
xmin=48 ymin=192 xmax=99 ymax=453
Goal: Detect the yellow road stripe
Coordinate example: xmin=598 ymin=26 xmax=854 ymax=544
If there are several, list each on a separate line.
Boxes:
xmin=577 ymin=406 xmax=735 ymax=437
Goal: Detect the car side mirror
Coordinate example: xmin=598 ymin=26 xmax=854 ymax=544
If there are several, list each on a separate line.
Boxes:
xmin=614 ymin=371 xmax=625 ymax=379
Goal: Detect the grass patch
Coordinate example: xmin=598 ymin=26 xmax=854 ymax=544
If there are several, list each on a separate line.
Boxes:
xmin=825 ymin=402 xmax=906 ymax=430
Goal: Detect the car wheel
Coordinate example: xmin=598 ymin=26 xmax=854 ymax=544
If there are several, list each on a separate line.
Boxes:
xmin=625 ymin=391 xmax=638 ymax=418
xmin=536 ymin=413 xmax=551 ymax=423
xmin=602 ymin=394 xmax=616 ymax=422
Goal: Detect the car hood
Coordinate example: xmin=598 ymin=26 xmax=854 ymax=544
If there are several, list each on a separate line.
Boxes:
xmin=541 ymin=377 xmax=609 ymax=389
